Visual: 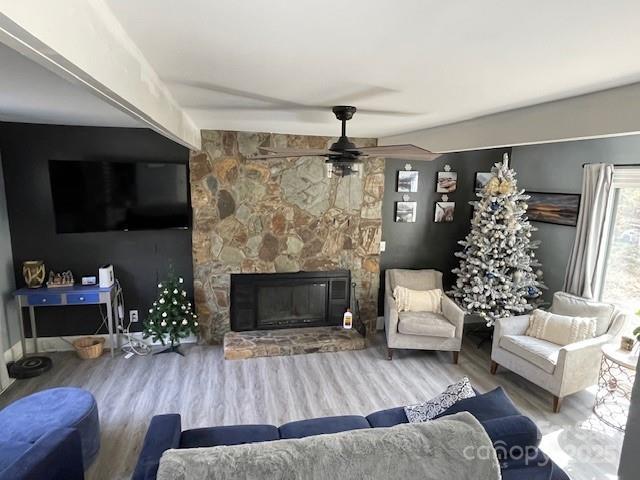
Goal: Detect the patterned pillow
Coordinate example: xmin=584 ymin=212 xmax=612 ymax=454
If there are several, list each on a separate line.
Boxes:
xmin=404 ymin=377 xmax=476 ymax=423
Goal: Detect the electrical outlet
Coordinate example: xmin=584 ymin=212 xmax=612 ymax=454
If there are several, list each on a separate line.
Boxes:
xmin=380 ymin=241 xmax=386 ymax=252
xmin=129 ymin=310 xmax=139 ymax=323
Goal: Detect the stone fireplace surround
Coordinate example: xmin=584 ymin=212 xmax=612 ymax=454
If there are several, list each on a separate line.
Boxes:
xmin=190 ymin=130 xmax=384 ymax=345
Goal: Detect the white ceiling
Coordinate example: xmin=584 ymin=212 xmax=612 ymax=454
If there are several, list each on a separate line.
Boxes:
xmin=0 ymin=42 xmax=141 ymax=128
xmin=104 ymin=0 xmax=640 ymax=138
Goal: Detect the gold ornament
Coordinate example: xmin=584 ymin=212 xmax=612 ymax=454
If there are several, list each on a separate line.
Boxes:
xmin=498 ymin=180 xmax=513 ymax=195
xmin=486 ymin=177 xmax=500 ymax=195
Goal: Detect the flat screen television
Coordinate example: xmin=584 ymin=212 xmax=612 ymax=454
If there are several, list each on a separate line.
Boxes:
xmin=49 ymin=160 xmax=190 ymax=233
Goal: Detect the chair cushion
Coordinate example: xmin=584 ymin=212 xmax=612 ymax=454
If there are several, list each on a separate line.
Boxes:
xmin=434 ymin=387 xmax=521 ymax=422
xmin=389 ymin=269 xmax=442 ymax=292
xmin=551 ymin=291 xmax=614 ymax=336
xmin=0 ymin=440 xmax=31 ymax=472
xmin=180 ymin=424 xmax=279 ymax=448
xmin=394 ymin=287 xmax=442 ymax=313
xmin=366 ymin=407 xmax=409 ymax=428
xmin=500 ymin=335 xmax=561 ymax=374
xmin=397 ymin=311 xmax=455 ymax=337
xmin=279 ymin=415 xmax=370 ymax=439
xmin=0 ymin=387 xmax=100 ymax=468
xmin=526 ymin=309 xmax=597 ymax=346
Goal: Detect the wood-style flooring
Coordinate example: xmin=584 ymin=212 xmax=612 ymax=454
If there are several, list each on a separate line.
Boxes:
xmin=0 ymin=334 xmax=623 ymax=480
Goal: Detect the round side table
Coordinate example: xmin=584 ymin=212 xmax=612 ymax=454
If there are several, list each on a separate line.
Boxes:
xmin=593 ymin=343 xmax=637 ymax=432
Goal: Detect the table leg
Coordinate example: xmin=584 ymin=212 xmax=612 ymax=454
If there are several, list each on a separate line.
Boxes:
xmin=106 ymin=297 xmax=115 ymax=358
xmin=114 ymin=295 xmax=121 ymax=350
xmin=17 ymin=304 xmax=27 ymax=358
xmin=29 ymin=306 xmax=38 ymax=354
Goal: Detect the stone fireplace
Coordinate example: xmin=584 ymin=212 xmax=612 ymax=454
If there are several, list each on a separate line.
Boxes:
xmin=190 ymin=130 xmax=383 ymax=344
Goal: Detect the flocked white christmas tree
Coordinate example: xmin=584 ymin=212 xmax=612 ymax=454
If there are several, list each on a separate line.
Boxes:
xmin=449 ymin=154 xmax=545 ymax=326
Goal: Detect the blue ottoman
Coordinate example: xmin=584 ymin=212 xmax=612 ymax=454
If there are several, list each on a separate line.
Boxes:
xmin=0 ymin=387 xmax=100 ymax=468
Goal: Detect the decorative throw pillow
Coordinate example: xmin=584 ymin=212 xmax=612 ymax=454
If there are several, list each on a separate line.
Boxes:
xmin=525 ymin=309 xmax=597 ymax=346
xmin=393 ymin=287 xmax=442 ymax=313
xmin=404 ymin=377 xmax=476 ymax=423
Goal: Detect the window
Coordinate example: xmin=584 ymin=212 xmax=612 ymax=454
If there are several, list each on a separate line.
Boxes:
xmin=601 ymin=168 xmax=640 ymax=332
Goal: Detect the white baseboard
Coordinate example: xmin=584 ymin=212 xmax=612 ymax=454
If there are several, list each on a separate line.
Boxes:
xmin=0 ymin=376 xmax=14 ymax=395
xmin=4 ymin=340 xmax=22 ymax=364
xmin=3 ymin=332 xmax=198 ymax=358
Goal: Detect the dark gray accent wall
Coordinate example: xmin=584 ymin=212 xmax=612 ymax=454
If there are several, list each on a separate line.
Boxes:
xmin=0 ymin=122 xmax=193 ymax=338
xmin=511 ymin=134 xmax=640 ymax=301
xmin=379 ymin=148 xmax=510 ymax=310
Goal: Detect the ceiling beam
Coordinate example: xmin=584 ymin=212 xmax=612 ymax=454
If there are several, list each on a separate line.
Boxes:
xmin=381 ymin=82 xmax=640 ymax=153
xmin=0 ymin=0 xmax=200 ymax=150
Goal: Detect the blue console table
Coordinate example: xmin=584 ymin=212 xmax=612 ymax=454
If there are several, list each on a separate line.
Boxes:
xmin=13 ymin=284 xmax=119 ymax=358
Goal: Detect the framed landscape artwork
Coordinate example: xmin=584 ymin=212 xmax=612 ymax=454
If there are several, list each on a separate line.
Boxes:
xmin=437 ymin=171 xmax=457 ymax=193
xmin=474 ymin=172 xmax=492 ymax=193
xmin=397 ymin=171 xmax=419 ymax=192
xmin=395 ymin=201 xmax=417 ymax=223
xmin=526 ymin=192 xmax=581 ymax=226
xmin=434 ymin=202 xmax=455 ymax=223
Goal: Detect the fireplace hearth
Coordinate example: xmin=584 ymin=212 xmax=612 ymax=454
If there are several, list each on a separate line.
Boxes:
xmin=230 ymin=271 xmax=350 ymax=331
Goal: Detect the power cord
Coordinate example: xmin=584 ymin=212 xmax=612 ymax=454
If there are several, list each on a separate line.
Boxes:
xmin=114 ymin=279 xmax=151 ymax=356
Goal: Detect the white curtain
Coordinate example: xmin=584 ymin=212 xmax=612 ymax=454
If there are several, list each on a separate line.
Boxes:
xmin=563 ymin=163 xmax=615 ymax=299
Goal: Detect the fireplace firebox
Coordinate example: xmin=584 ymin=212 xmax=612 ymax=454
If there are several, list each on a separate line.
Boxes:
xmin=230 ymin=271 xmax=350 ymax=331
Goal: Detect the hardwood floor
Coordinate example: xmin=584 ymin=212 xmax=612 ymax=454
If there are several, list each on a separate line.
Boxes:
xmin=0 ymin=334 xmax=623 ymax=480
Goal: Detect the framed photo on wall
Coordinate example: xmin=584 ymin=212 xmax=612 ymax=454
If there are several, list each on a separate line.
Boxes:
xmin=395 ymin=201 xmax=417 ymax=223
xmin=437 ymin=171 xmax=457 ymax=193
xmin=397 ymin=171 xmax=419 ymax=192
xmin=526 ymin=192 xmax=580 ymax=226
xmin=474 ymin=172 xmax=492 ymax=193
xmin=434 ymin=202 xmax=455 ymax=223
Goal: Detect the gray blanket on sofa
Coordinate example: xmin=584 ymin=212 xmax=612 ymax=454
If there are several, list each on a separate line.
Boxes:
xmin=156 ymin=412 xmax=501 ymax=480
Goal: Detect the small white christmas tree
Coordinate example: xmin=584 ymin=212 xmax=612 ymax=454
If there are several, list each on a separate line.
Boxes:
xmin=449 ymin=154 xmax=545 ymax=326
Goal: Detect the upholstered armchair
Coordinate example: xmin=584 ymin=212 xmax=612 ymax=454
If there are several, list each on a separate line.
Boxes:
xmin=491 ymin=291 xmax=628 ymax=413
xmin=384 ymin=269 xmax=465 ymax=363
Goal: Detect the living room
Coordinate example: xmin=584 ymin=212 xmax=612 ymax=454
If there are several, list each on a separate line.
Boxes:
xmin=1 ymin=2 xmax=640 ymax=480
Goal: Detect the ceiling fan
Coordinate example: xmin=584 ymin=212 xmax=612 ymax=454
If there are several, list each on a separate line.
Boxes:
xmin=252 ymin=106 xmax=440 ymax=177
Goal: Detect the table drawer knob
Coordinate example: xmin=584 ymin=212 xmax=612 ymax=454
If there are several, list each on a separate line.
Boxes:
xmin=79 ymin=297 xmax=85 ymax=301
xmin=41 ymin=298 xmax=47 ymax=303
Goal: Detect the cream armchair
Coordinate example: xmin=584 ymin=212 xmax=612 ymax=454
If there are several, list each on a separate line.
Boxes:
xmin=491 ymin=291 xmax=628 ymax=413
xmin=384 ymin=269 xmax=465 ymax=363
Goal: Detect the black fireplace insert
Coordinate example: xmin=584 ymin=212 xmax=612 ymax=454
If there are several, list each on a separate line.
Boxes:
xmin=230 ymin=270 xmax=350 ymax=331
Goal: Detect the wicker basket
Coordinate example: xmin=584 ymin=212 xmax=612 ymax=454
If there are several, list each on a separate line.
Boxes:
xmin=72 ymin=337 xmax=105 ymax=359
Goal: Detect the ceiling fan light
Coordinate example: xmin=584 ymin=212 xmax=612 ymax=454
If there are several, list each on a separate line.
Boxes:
xmin=325 ymin=162 xmax=334 ymax=178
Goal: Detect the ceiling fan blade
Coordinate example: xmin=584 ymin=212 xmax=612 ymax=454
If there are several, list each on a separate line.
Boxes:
xmin=252 ymin=147 xmax=339 ymax=159
xmin=352 ymin=145 xmax=440 ymax=161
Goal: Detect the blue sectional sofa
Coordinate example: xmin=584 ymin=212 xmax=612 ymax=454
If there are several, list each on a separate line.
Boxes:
xmin=133 ymin=386 xmax=570 ymax=480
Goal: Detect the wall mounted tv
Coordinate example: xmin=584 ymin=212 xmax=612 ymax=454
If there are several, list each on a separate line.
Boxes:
xmin=49 ymin=160 xmax=190 ymax=233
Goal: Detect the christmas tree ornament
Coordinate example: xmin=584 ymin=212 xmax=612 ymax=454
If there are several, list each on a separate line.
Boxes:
xmin=143 ymin=269 xmax=199 ymax=356
xmin=450 ymin=156 xmax=545 ymax=327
